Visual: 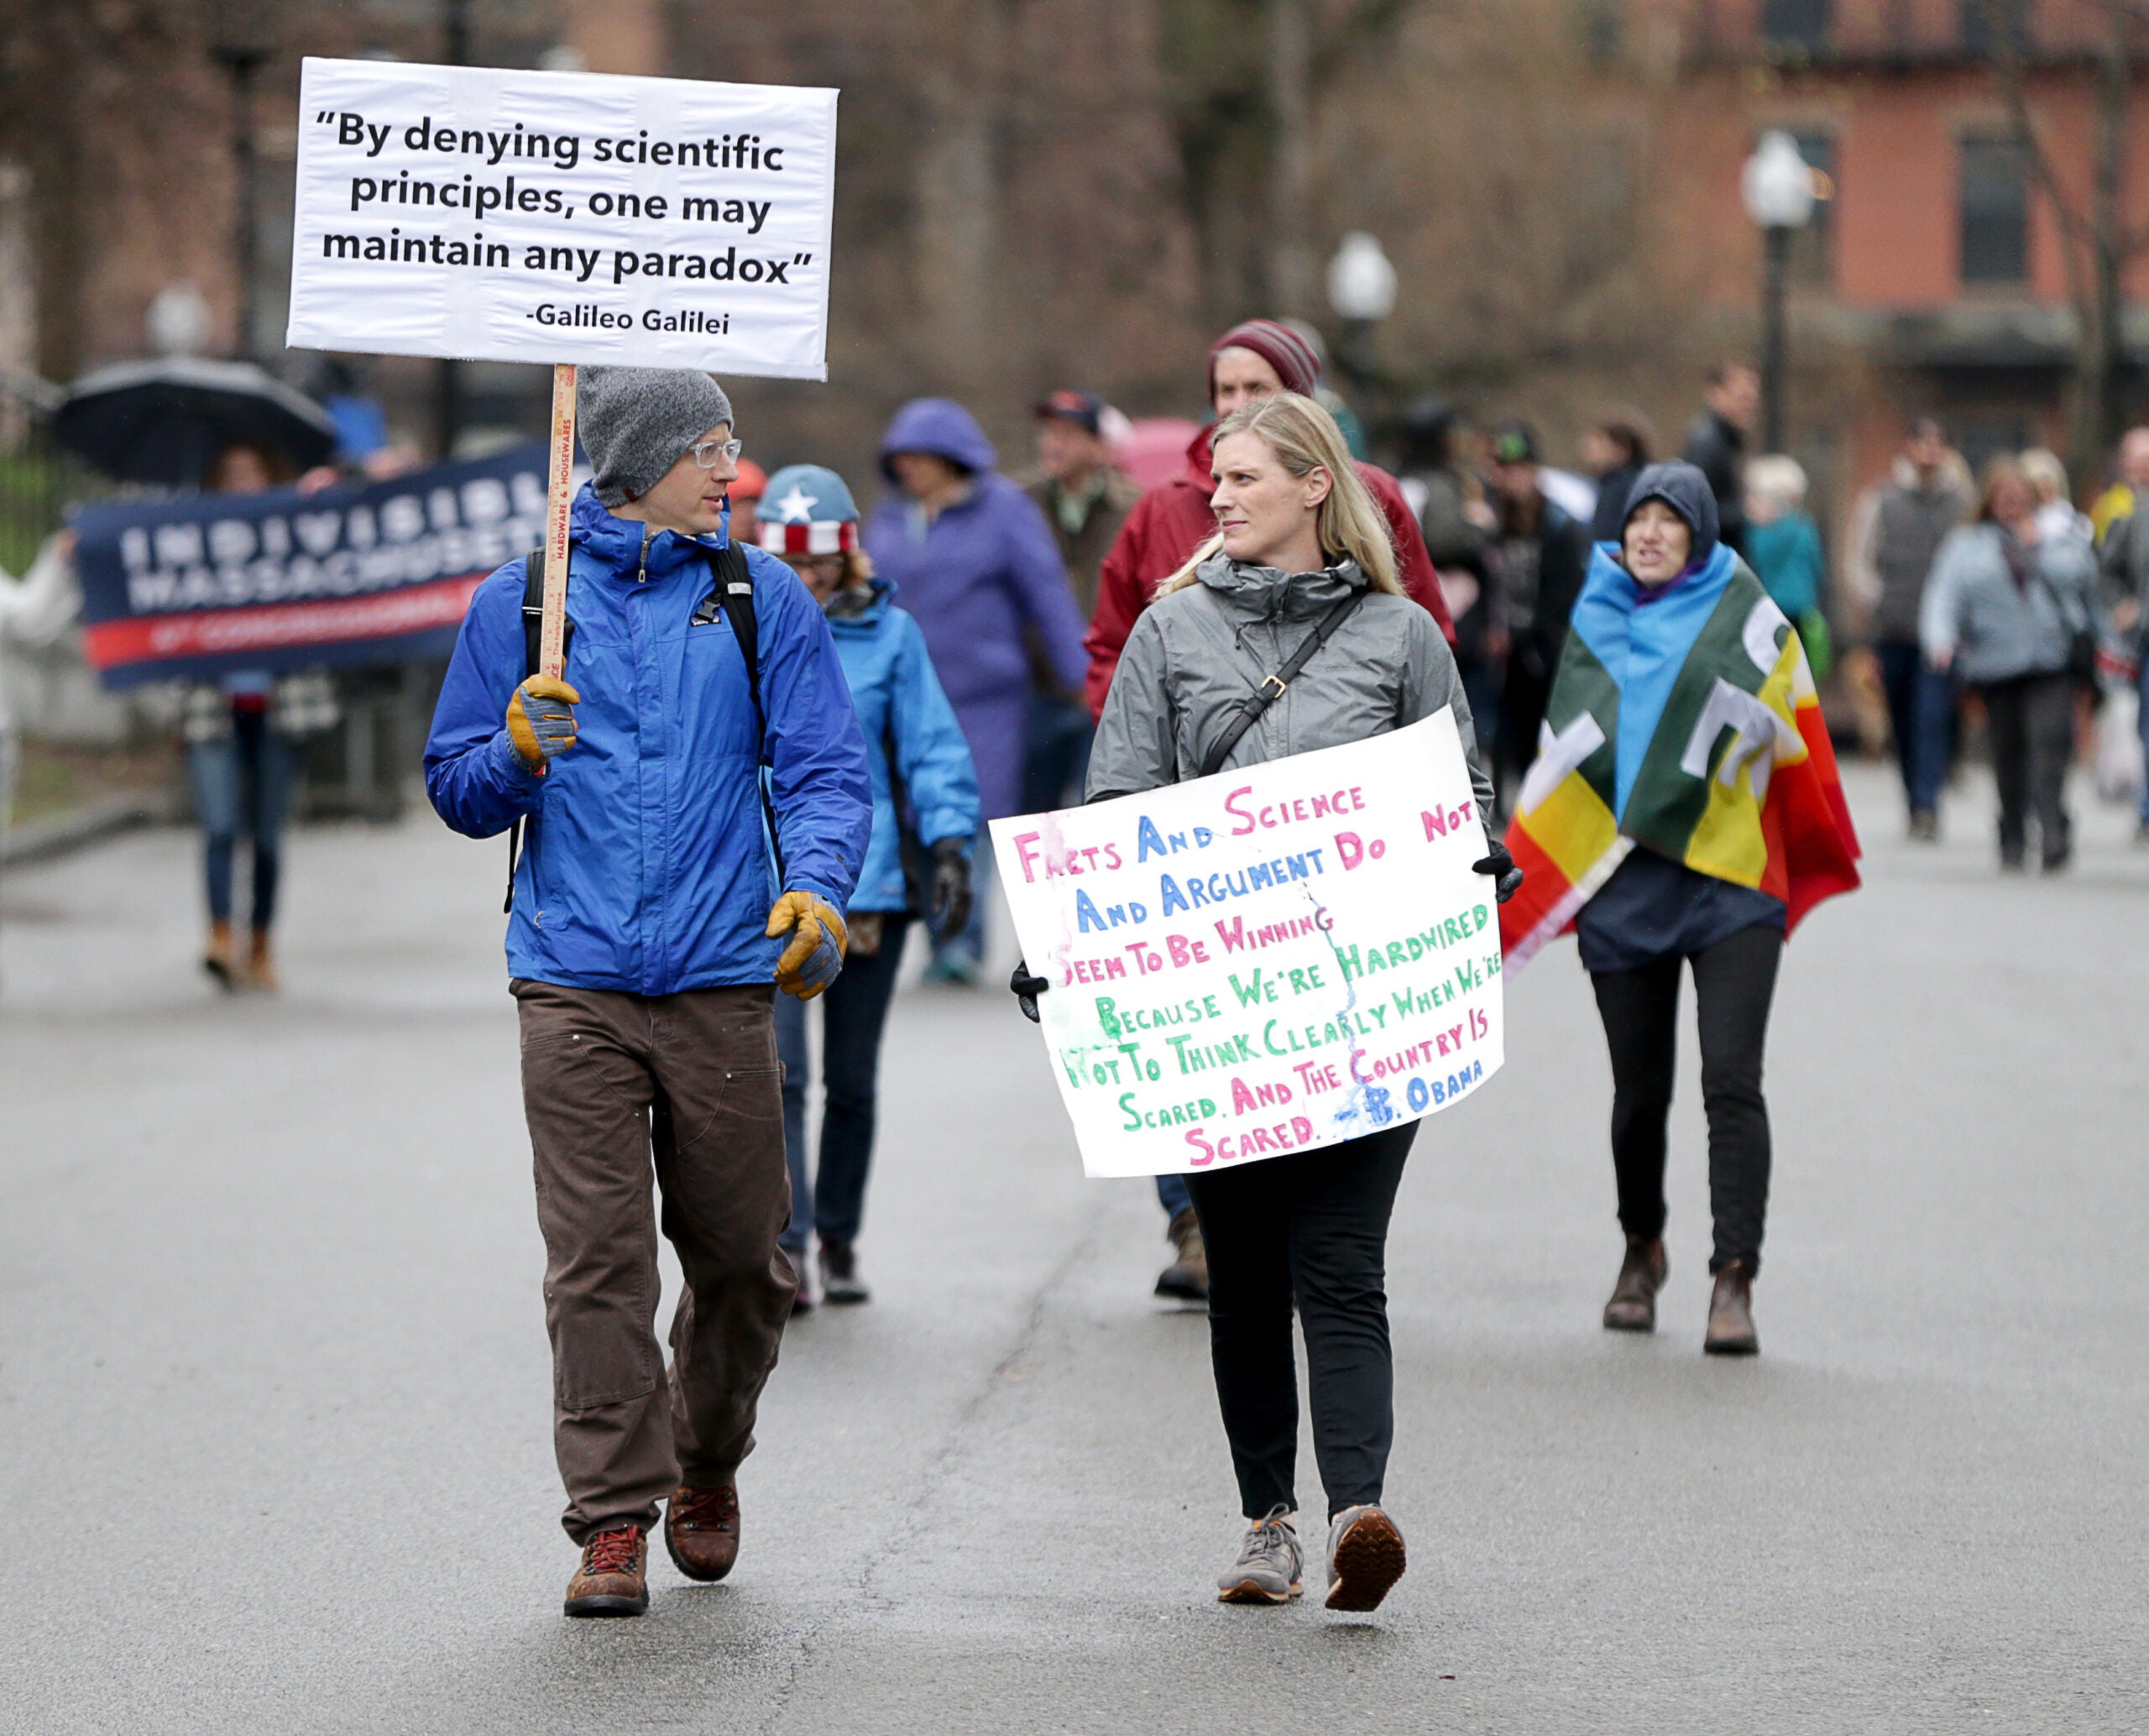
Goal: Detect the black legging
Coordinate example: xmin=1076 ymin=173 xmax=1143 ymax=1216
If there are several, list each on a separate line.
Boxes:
xmin=1184 ymin=1121 xmax=1417 ymax=1520
xmin=1589 ymin=924 xmax=1780 ymax=1274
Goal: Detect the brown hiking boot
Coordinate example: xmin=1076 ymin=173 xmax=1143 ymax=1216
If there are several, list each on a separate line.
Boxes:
xmin=1603 ymin=1235 xmax=1667 ymax=1332
xmin=664 ymin=1484 xmax=740 ymax=1582
xmin=564 ymin=1524 xmax=648 ymax=1617
xmin=1704 ymin=1260 xmax=1759 ymax=1357
xmin=1156 ymin=1208 xmax=1208 ymax=1300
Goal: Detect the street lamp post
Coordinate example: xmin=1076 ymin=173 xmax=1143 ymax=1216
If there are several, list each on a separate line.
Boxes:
xmin=1325 ymin=231 xmax=1397 ymax=389
xmin=211 ymin=8 xmax=275 ymax=362
xmin=1741 ymin=131 xmax=1816 ymax=456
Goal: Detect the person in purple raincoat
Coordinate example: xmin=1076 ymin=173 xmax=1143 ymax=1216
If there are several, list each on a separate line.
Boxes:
xmin=865 ymin=398 xmax=1088 ymax=981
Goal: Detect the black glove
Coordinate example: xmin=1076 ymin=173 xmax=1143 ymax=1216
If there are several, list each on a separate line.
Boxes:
xmin=929 ymin=837 xmax=973 ymax=941
xmin=1473 ymin=839 xmax=1524 ymax=904
xmin=1009 ymin=957 xmax=1049 ymax=1023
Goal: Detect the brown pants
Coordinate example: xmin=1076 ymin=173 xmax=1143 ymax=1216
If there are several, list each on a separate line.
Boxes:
xmin=513 ymin=978 xmax=796 ymax=1543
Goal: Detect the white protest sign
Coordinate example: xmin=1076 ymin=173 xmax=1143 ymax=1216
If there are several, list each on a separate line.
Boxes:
xmin=991 ymin=709 xmax=1503 ymax=1179
xmin=286 ymin=58 xmax=836 ymax=379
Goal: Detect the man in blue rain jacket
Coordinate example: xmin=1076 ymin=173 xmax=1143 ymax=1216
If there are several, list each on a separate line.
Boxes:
xmin=425 ymin=366 xmax=872 ymax=1619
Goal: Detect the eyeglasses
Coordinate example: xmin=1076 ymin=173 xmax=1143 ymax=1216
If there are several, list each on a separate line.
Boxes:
xmin=690 ymin=437 xmax=744 ymax=468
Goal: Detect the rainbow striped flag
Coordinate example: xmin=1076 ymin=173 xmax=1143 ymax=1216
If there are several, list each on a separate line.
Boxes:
xmin=1500 ymin=546 xmax=1860 ymax=967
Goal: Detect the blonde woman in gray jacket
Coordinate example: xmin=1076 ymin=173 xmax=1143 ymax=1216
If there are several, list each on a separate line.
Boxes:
xmin=1079 ymin=392 xmax=1511 ymax=1613
xmin=1922 ymin=457 xmax=2097 ymax=871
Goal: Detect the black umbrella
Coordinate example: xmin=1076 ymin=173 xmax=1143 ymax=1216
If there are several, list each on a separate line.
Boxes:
xmin=52 ymin=356 xmax=338 ymax=489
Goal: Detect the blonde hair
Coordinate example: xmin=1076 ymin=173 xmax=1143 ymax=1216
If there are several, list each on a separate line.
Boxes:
xmin=1156 ymin=392 xmax=1399 ymax=596
xmin=2017 ymin=447 xmax=2068 ymax=506
xmin=1744 ymin=453 xmax=1808 ymax=511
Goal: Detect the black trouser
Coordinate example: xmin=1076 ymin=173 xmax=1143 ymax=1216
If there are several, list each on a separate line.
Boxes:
xmin=1979 ymin=672 xmax=2074 ymax=865
xmin=1589 ymin=925 xmax=1780 ymax=1275
xmin=776 ymin=915 xmax=911 ymax=1251
xmin=1184 ymin=1122 xmax=1417 ymax=1520
xmin=1498 ymin=646 xmax=1554 ymax=810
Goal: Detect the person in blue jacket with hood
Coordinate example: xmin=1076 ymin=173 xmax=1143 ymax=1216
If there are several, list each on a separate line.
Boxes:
xmin=758 ymin=464 xmax=980 ymax=1310
xmin=424 ymin=368 xmax=873 ymax=1621
xmin=865 ymin=398 xmax=1088 ymax=982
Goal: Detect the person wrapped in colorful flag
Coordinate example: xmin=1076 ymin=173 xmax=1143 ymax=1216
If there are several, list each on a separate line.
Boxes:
xmin=1498 ymin=461 xmax=1859 ymax=1357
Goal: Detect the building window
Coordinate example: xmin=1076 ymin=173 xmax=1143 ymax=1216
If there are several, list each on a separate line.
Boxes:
xmin=1762 ymin=0 xmax=1831 ymax=51
xmin=1573 ymin=0 xmax=1623 ymax=65
xmin=1786 ymin=130 xmax=1835 ymax=289
xmin=1959 ymin=136 xmax=2028 ymax=285
xmin=1961 ymin=0 xmax=2031 ymax=60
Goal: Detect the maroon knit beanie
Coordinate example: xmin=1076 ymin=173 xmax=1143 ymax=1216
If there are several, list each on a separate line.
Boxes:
xmin=1206 ymin=318 xmax=1321 ymax=401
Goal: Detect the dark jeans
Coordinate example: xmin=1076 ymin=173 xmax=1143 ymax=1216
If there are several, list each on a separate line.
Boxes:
xmin=1022 ymin=693 xmax=1093 ymax=814
xmin=1498 ymin=648 xmax=1553 ymax=813
xmin=776 ymin=915 xmax=911 ymax=1252
xmin=186 ymin=711 xmax=292 ymax=928
xmin=512 ymin=979 xmax=793 ymax=1543
xmin=2136 ymin=656 xmax=2149 ymax=824
xmin=1980 ymin=672 xmax=2075 ymax=865
xmin=1589 ymin=924 xmax=1780 ymax=1274
xmin=1875 ymin=639 xmax=1955 ymax=818
xmin=1184 ymin=1122 xmax=1417 ymax=1519
xmin=928 ymin=832 xmax=991 ymax=977
xmin=1456 ymin=650 xmax=1503 ymax=771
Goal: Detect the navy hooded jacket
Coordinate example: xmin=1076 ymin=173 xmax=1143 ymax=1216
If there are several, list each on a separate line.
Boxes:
xmin=424 ymin=484 xmax=874 ymax=996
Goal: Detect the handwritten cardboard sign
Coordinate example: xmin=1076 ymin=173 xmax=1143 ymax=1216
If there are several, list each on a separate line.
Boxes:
xmin=990 ymin=709 xmax=1503 ymax=1179
xmin=285 ymin=57 xmax=836 ymax=378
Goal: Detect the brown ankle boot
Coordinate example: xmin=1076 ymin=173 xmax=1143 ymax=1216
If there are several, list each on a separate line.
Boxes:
xmin=202 ymin=920 xmax=238 ymax=991
xmin=563 ymin=1524 xmax=647 ymax=1617
xmin=1602 ymin=1235 xmax=1666 ymax=1332
xmin=247 ymin=928 xmax=279 ymax=991
xmin=663 ymin=1484 xmax=740 ymax=1582
xmin=1704 ymin=1261 xmax=1759 ymax=1356
xmin=1156 ymin=1209 xmax=1208 ymax=1301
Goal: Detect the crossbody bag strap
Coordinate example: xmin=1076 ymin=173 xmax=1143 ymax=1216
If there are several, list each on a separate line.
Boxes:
xmin=1198 ymin=588 xmax=1369 ymax=780
xmin=697 ymin=541 xmax=787 ymax=884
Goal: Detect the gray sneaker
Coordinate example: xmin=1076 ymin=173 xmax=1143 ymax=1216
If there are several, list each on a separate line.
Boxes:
xmin=1216 ymin=1504 xmax=1303 ymax=1604
xmin=1323 ymin=1505 xmax=1406 ymax=1611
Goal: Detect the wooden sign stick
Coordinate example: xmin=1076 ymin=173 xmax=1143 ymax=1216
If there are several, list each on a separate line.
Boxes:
xmin=537 ymin=362 xmax=578 ymax=681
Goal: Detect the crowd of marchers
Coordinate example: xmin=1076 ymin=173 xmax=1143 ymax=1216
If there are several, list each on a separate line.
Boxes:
xmin=14 ymin=308 xmax=2135 ymax=1629
xmin=383 ymin=305 xmax=1875 ymax=1625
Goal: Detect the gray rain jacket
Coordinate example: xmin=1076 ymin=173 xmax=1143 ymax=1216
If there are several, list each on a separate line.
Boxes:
xmin=1920 ymin=522 xmax=2095 ymax=685
xmin=1087 ymin=552 xmax=1497 ymax=814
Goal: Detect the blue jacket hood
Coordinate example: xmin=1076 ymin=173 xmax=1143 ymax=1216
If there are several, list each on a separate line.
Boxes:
xmin=880 ymin=398 xmax=998 ymax=480
xmin=568 ymin=478 xmax=731 ymax=580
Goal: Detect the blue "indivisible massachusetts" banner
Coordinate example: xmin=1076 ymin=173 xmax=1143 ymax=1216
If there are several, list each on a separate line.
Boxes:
xmin=73 ymin=442 xmax=548 ymax=689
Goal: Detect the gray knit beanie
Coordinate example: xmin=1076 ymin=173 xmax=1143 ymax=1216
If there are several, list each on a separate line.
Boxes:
xmin=578 ymin=367 xmax=735 ymax=507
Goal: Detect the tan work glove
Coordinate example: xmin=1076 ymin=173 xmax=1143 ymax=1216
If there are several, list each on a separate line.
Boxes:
xmin=507 ymin=675 xmax=581 ymax=769
xmin=766 ymin=890 xmax=848 ymax=1001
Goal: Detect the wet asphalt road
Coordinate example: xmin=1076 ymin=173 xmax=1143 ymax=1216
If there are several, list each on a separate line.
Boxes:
xmin=2 ymin=761 xmax=2144 ymax=1733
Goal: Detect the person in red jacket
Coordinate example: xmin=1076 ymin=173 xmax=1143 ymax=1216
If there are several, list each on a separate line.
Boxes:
xmin=1083 ymin=318 xmax=1454 ymax=721
xmin=1080 ymin=319 xmax=1455 ymax=1305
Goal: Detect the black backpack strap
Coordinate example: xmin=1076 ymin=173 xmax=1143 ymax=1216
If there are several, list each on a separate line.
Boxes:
xmin=696 ymin=542 xmax=787 ymax=884
xmin=1198 ymin=588 xmax=1369 ymax=779
xmin=506 ymin=546 xmax=567 ymax=912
